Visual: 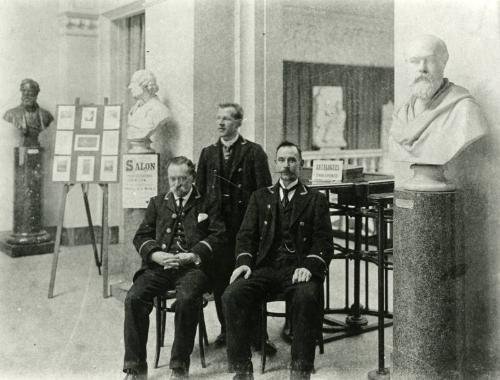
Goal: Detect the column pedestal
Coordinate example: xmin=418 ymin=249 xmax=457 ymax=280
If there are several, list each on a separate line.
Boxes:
xmin=393 ymin=189 xmax=461 ymax=379
xmin=0 ymin=147 xmax=54 ymax=257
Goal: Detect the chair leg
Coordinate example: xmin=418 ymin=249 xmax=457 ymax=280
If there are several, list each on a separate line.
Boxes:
xmin=154 ymin=297 xmax=162 ymax=369
xmin=198 ymin=306 xmax=206 ymax=368
xmin=161 ymin=298 xmax=167 ymax=347
xmin=260 ymin=302 xmax=267 ymax=374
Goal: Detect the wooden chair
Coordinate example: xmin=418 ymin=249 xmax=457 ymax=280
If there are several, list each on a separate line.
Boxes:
xmin=153 ymin=290 xmax=209 ymax=369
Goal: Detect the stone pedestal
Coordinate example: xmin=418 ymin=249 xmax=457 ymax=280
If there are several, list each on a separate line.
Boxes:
xmin=393 ymin=189 xmax=461 ymax=379
xmin=0 ymin=148 xmax=54 ymax=257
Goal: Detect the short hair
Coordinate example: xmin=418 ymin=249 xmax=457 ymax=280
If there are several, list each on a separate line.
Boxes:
xmin=218 ymin=103 xmax=244 ymax=120
xmin=130 ymin=69 xmax=160 ymax=95
xmin=276 ymin=141 xmax=302 ymax=161
xmin=20 ymin=78 xmax=40 ymax=94
xmin=166 ymin=156 xmax=196 ymax=177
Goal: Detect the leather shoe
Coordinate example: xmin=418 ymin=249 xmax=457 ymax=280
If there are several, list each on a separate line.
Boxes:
xmin=214 ymin=332 xmax=226 ymax=347
xmin=123 ymin=371 xmax=147 ymax=380
xmin=169 ymin=368 xmax=188 ymax=379
xmin=252 ymin=339 xmax=277 ymax=356
xmin=233 ymin=373 xmax=254 ymax=380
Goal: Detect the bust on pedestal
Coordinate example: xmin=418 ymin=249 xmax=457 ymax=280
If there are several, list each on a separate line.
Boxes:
xmin=0 ymin=79 xmax=54 ymax=257
xmin=388 ymin=35 xmax=488 ymax=380
xmin=126 ymin=69 xmax=170 ymax=153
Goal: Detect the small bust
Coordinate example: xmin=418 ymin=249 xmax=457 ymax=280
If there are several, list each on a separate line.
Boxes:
xmin=389 ymin=35 xmax=487 ymax=166
xmin=3 ymin=79 xmax=54 ymax=147
xmin=127 ymin=70 xmax=170 ymax=152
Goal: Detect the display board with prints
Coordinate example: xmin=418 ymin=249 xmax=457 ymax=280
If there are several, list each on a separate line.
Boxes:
xmin=51 ymin=103 xmax=122 ymax=183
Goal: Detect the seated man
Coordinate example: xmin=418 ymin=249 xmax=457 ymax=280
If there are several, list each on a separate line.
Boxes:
xmin=123 ymin=156 xmax=225 ymax=380
xmin=222 ymin=141 xmax=334 ymax=380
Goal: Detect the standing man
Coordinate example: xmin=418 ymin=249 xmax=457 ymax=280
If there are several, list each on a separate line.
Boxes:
xmin=196 ymin=103 xmax=272 ymax=348
xmin=123 ymin=157 xmax=225 ymax=380
xmin=222 ymin=141 xmax=334 ymax=380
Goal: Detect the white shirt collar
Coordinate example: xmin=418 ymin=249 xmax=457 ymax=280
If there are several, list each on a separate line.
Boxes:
xmin=173 ymin=186 xmax=193 ymax=204
xmin=279 ymin=178 xmax=299 ymax=190
xmin=220 ymin=133 xmax=240 ymax=148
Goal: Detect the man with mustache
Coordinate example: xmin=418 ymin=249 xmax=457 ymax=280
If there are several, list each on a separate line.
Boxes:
xmin=4 ymin=79 xmax=53 ymax=147
xmin=123 ymin=156 xmax=225 ymax=380
xmin=222 ymin=141 xmax=334 ymax=380
xmin=389 ymin=34 xmax=487 ymax=166
xmin=196 ymin=103 xmax=273 ymax=351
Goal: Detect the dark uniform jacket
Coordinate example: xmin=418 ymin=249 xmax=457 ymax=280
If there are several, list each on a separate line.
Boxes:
xmin=196 ymin=135 xmax=272 ymax=236
xmin=132 ymin=187 xmax=226 ymax=281
xmin=235 ymin=182 xmax=334 ymax=280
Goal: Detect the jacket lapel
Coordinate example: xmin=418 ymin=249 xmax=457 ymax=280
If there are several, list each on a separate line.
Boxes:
xmin=228 ymin=136 xmax=249 ymax=180
xmin=289 ymin=182 xmax=311 ymax=227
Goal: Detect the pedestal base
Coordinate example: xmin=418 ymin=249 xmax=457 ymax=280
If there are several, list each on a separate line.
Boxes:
xmin=368 ymin=368 xmax=390 ymax=380
xmin=0 ymin=231 xmax=54 ymax=257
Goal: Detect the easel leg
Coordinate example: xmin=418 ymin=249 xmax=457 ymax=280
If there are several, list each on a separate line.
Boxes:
xmin=81 ymin=184 xmax=102 ymax=275
xmin=100 ymin=184 xmax=109 ymax=298
xmin=48 ymin=184 xmax=70 ymax=298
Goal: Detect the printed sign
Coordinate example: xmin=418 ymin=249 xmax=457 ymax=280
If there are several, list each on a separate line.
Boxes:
xmin=311 ymin=159 xmax=343 ymax=183
xmin=122 ymin=154 xmax=158 ymax=208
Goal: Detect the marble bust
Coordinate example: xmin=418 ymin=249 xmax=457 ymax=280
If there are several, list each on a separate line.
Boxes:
xmin=389 ymin=35 xmax=487 ymax=190
xmin=3 ymin=79 xmax=53 ymax=147
xmin=127 ymin=69 xmax=170 ymax=153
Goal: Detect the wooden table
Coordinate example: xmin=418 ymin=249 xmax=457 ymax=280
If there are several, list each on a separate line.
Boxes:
xmin=309 ymin=173 xmax=394 ymax=342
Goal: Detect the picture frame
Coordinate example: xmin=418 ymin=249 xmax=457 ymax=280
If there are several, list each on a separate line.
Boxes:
xmin=74 ymin=134 xmax=101 ymax=151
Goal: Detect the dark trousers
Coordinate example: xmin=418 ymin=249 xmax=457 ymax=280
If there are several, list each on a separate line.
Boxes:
xmin=123 ymin=266 xmax=209 ymax=373
xmin=212 ymin=238 xmax=236 ymax=334
xmin=222 ymin=264 xmax=322 ymax=374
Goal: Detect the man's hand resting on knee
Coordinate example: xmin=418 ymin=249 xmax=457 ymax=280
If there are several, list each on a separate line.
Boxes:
xmin=292 ymin=267 xmax=312 ymax=283
xmin=230 ymin=265 xmax=252 ymax=283
xmin=151 ymin=251 xmax=180 ymax=269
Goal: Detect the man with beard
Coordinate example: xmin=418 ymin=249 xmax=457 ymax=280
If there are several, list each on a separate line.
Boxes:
xmin=389 ymin=34 xmax=487 ymax=165
xmin=222 ymin=141 xmax=334 ymax=380
xmin=4 ymin=79 xmax=53 ymax=147
xmin=123 ymin=156 xmax=225 ymax=380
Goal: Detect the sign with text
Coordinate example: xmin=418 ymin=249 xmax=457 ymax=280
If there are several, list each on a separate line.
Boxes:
xmin=122 ymin=154 xmax=159 ymax=208
xmin=312 ymin=159 xmax=343 ymax=183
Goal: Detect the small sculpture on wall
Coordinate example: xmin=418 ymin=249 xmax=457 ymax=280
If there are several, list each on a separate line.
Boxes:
xmin=312 ymin=86 xmax=347 ymax=150
xmin=127 ymin=69 xmax=170 ymax=153
xmin=3 ymin=79 xmax=54 ymax=147
xmin=389 ymin=34 xmax=487 ymax=190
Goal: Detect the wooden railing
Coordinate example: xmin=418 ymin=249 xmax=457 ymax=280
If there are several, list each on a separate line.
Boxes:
xmin=302 ymin=149 xmax=383 ymax=173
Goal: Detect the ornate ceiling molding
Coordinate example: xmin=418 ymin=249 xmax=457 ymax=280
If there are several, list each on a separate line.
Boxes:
xmin=59 ymin=11 xmax=99 ymax=37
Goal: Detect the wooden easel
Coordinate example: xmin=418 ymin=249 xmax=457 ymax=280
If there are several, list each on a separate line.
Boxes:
xmin=48 ymin=98 xmax=113 ymax=299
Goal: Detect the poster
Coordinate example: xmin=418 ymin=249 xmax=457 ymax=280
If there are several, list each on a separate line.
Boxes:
xmin=52 ymin=156 xmax=72 ymax=182
xmin=122 ymin=154 xmax=158 ymax=208
xmin=74 ymin=134 xmax=100 ymax=151
xmin=81 ymin=107 xmax=98 ymax=129
xmin=101 ymin=130 xmax=119 ymax=155
xmin=103 ymin=105 xmax=121 ymax=130
xmin=100 ymin=156 xmax=118 ymax=182
xmin=54 ymin=131 xmax=73 ymax=155
xmin=56 ymin=105 xmax=76 ymax=130
xmin=76 ymin=156 xmax=95 ymax=182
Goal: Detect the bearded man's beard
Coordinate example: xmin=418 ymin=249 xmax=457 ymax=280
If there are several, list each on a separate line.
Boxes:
xmin=410 ymin=74 xmax=442 ymax=100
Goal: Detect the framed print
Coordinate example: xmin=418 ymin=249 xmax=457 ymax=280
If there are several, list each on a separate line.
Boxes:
xmin=100 ymin=156 xmax=118 ymax=182
xmin=52 ymin=156 xmax=71 ymax=182
xmin=101 ymin=130 xmax=119 ymax=155
xmin=81 ymin=107 xmax=98 ymax=129
xmin=76 ymin=156 xmax=95 ymax=182
xmin=103 ymin=105 xmax=121 ymax=130
xmin=74 ymin=134 xmax=100 ymax=151
xmin=54 ymin=131 xmax=73 ymax=155
xmin=56 ymin=105 xmax=76 ymax=130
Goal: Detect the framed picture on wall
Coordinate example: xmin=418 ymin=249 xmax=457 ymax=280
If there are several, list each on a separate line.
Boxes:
xmin=74 ymin=134 xmax=100 ymax=151
xmin=52 ymin=156 xmax=72 ymax=182
xmin=81 ymin=107 xmax=98 ymax=129
xmin=56 ymin=105 xmax=76 ymax=130
xmin=103 ymin=105 xmax=121 ymax=130
xmin=76 ymin=156 xmax=95 ymax=182
xmin=99 ymin=156 xmax=118 ymax=182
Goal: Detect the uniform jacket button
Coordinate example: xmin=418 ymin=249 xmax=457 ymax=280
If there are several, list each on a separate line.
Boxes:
xmin=303 ymin=237 xmax=307 ymax=242
xmin=161 ymin=244 xmax=166 ymax=249
xmin=238 ymin=184 xmax=242 ymax=188
xmin=166 ymin=228 xmax=172 ymax=233
xmin=299 ymin=221 xmax=304 ymax=226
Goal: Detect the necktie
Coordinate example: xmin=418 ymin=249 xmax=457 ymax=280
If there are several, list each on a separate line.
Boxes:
xmin=177 ymin=197 xmax=184 ymax=213
xmin=281 ymin=184 xmax=298 ymax=208
xmin=223 ymin=144 xmax=233 ymax=161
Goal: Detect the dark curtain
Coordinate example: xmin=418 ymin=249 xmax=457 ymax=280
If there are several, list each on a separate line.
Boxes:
xmin=283 ymin=61 xmax=394 ymax=150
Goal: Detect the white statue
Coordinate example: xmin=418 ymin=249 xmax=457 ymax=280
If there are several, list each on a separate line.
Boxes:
xmin=127 ymin=69 xmax=170 ymax=153
xmin=389 ymin=34 xmax=487 ymax=190
xmin=313 ymin=86 xmax=347 ymax=150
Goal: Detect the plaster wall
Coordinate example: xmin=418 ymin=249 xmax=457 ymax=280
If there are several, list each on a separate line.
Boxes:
xmin=394 ymin=0 xmax=500 ymax=376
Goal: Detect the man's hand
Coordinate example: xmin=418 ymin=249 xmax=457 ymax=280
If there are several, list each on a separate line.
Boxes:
xmin=230 ymin=265 xmax=252 ymax=284
xmin=292 ymin=267 xmax=312 ymax=283
xmin=176 ymin=252 xmax=200 ymax=266
xmin=151 ymin=251 xmax=180 ymax=269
